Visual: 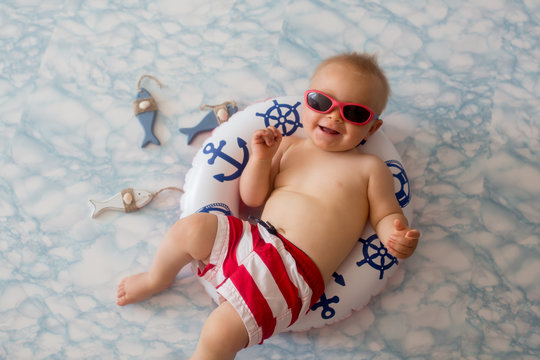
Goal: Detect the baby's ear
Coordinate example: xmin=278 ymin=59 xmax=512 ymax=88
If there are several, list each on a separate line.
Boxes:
xmin=368 ymin=119 xmax=383 ymax=136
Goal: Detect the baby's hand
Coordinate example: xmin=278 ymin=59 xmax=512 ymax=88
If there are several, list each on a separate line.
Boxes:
xmin=386 ymin=218 xmax=420 ymax=259
xmin=251 ymin=126 xmax=282 ymax=161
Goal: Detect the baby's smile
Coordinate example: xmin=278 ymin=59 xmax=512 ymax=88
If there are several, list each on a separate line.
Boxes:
xmin=319 ymin=125 xmax=340 ymax=135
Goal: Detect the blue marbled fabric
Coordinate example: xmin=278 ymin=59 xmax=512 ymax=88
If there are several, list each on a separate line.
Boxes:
xmin=1 ymin=0 xmax=538 ymax=359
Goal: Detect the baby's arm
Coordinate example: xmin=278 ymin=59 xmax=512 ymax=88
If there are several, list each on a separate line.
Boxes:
xmin=367 ymin=158 xmax=420 ymax=259
xmin=239 ymin=126 xmax=282 ymax=207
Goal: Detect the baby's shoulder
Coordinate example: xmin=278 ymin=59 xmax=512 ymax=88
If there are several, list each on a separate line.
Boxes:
xmin=349 ymin=151 xmax=385 ymax=166
xmin=346 ymin=152 xmax=389 ymax=177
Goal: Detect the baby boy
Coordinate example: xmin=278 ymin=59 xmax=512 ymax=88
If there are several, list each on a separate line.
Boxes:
xmin=117 ymin=52 xmax=420 ymax=360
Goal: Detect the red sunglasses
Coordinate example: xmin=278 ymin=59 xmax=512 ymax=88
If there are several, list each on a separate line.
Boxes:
xmin=304 ymin=90 xmax=379 ymax=126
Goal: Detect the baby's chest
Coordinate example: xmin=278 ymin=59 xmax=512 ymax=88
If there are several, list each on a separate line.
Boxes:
xmin=278 ymin=157 xmax=366 ymax=193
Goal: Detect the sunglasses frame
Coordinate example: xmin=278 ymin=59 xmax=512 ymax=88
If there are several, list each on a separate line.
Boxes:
xmin=304 ymin=89 xmax=379 ymax=126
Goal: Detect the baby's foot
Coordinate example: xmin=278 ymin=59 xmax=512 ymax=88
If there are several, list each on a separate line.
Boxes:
xmin=116 ymin=272 xmax=156 ymax=306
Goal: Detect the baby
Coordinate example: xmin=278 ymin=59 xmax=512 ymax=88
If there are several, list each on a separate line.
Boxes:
xmin=117 ymin=52 xmax=420 ymax=359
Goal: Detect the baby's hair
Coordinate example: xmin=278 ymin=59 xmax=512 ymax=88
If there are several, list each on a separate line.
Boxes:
xmin=314 ymin=52 xmax=391 ymax=111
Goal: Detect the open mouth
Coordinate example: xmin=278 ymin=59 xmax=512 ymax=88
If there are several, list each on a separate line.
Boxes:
xmin=319 ymin=125 xmax=340 ymax=135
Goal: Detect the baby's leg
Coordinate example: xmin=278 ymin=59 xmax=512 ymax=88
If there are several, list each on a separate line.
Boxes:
xmin=191 ymin=301 xmax=249 ymax=360
xmin=117 ymin=213 xmax=218 ymax=306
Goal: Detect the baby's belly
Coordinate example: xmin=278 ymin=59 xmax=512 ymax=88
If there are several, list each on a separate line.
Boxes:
xmin=261 ymin=190 xmax=367 ymax=280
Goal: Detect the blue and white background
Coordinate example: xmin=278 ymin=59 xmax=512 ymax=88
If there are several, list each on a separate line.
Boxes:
xmin=1 ymin=0 xmax=539 ymax=359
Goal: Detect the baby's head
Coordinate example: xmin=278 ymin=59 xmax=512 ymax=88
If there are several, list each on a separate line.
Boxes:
xmin=312 ymin=52 xmax=390 ymax=114
xmin=302 ymin=52 xmax=390 ymax=152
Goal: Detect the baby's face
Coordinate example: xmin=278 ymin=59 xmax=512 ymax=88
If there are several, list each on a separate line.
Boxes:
xmin=302 ymin=62 xmax=385 ymax=152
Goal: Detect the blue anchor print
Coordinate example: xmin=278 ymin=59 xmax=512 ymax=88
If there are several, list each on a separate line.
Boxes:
xmin=311 ymin=293 xmax=340 ymax=320
xmin=385 ymin=160 xmax=410 ymax=208
xmin=356 ymin=234 xmax=398 ymax=280
xmin=203 ymin=137 xmax=249 ymax=182
xmin=256 ymin=100 xmax=303 ymax=136
xmin=332 ymin=272 xmax=345 ymax=286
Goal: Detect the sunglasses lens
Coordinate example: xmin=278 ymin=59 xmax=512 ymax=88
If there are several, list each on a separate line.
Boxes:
xmin=306 ymin=92 xmax=332 ymax=112
xmin=343 ymin=105 xmax=371 ymax=124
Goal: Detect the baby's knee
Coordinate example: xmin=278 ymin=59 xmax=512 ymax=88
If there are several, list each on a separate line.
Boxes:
xmin=197 ymin=303 xmax=248 ymax=357
xmin=171 ymin=213 xmax=214 ymax=236
xmin=173 ymin=213 xmax=218 ymax=260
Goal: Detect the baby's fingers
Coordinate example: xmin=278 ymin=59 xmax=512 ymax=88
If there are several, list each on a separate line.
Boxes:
xmin=387 ymin=241 xmax=413 ymax=259
xmin=265 ymin=126 xmax=282 ymax=146
xmin=253 ymin=129 xmax=270 ymax=143
xmin=406 ymin=229 xmax=421 ymax=240
xmin=254 ymin=126 xmax=281 ymax=146
xmin=388 ymin=235 xmax=418 ymax=259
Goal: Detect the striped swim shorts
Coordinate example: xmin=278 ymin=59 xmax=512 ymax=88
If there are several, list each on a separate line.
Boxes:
xmin=196 ymin=215 xmax=324 ymax=347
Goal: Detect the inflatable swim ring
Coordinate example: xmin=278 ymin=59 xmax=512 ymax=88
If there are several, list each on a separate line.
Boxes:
xmin=180 ymin=96 xmax=413 ymax=331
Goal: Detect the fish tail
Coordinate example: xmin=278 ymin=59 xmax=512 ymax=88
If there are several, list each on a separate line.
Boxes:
xmin=178 ymin=127 xmax=196 ymax=144
xmin=89 ymin=200 xmax=105 ymax=218
xmin=141 ymin=132 xmax=161 ymax=147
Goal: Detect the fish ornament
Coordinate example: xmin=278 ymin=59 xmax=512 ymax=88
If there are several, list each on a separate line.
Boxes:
xmin=89 ymin=187 xmax=183 ymax=218
xmin=134 ymin=75 xmax=162 ymax=147
xmin=179 ymin=101 xmax=238 ymax=144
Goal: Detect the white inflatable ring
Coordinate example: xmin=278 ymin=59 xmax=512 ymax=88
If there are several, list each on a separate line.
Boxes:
xmin=181 ymin=96 xmax=413 ymax=331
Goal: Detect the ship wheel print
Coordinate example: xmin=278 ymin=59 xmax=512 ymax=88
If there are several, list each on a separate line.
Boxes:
xmin=356 ymin=234 xmax=398 ymax=279
xmin=256 ymin=100 xmax=302 ymax=136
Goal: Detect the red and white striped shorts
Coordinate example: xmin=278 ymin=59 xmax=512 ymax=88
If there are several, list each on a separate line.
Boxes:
xmin=196 ymin=215 xmax=324 ymax=347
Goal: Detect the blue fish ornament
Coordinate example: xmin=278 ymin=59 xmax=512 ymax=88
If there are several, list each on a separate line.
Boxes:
xmin=134 ymin=87 xmax=160 ymax=147
xmin=179 ymin=101 xmax=238 ymax=144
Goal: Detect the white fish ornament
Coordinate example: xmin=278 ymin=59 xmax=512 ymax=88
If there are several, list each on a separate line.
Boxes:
xmin=89 ymin=187 xmax=183 ymax=218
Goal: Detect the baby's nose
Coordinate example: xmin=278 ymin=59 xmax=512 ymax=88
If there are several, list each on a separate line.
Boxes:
xmin=327 ymin=107 xmax=343 ymax=122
